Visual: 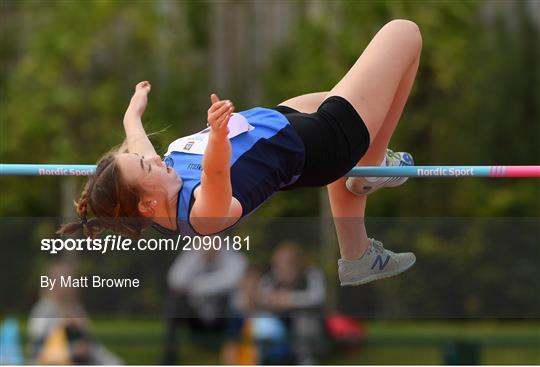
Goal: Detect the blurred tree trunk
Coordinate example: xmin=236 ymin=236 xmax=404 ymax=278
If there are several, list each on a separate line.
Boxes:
xmin=210 ymin=0 xmax=298 ymax=104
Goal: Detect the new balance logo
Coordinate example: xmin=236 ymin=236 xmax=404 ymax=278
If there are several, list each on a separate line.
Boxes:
xmin=371 ymin=255 xmax=390 ymax=270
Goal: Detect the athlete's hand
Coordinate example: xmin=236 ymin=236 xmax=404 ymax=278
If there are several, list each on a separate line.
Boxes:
xmin=135 ymin=81 xmax=151 ymax=94
xmin=207 ymin=93 xmax=234 ymax=137
xmin=130 ymin=81 xmax=151 ymax=117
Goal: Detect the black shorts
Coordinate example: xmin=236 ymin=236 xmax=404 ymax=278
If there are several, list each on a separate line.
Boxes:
xmin=273 ymin=96 xmax=370 ymax=188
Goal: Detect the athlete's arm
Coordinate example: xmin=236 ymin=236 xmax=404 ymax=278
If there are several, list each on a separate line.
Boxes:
xmin=122 ymin=81 xmax=159 ymax=157
xmin=190 ymin=94 xmax=242 ymax=234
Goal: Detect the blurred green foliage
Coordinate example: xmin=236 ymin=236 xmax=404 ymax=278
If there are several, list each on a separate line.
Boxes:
xmin=1 ymin=0 xmax=210 ymax=215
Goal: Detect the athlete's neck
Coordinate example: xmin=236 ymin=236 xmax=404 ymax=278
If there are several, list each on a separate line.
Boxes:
xmin=152 ymin=192 xmax=179 ymax=231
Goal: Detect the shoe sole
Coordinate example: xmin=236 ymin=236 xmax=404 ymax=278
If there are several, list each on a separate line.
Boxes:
xmin=345 ymin=173 xmax=409 ymax=196
xmin=345 ymin=152 xmax=414 ymax=196
xmin=345 ymin=178 xmax=369 ymax=196
xmin=340 ymin=257 xmax=416 ymax=286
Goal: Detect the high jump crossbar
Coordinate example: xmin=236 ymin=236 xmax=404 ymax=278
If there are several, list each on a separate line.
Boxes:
xmin=1 ymin=164 xmax=539 ymax=177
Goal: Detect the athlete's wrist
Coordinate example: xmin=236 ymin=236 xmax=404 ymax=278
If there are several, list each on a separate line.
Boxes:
xmin=209 ymin=129 xmax=229 ymax=141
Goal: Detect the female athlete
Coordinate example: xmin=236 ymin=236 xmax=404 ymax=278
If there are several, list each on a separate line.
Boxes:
xmin=59 ymin=19 xmax=421 ymax=286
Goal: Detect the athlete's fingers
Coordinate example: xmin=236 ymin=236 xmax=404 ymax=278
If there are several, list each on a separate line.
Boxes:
xmin=208 ymin=111 xmax=228 ymax=129
xmin=136 ymin=81 xmax=151 ymax=91
xmin=219 ymin=113 xmax=233 ymax=129
xmin=217 ymin=101 xmax=234 ymax=118
xmin=209 ymin=99 xmax=232 ymax=114
xmin=217 ymin=105 xmax=234 ymax=123
xmin=213 ymin=107 xmax=234 ymax=130
xmin=208 ymin=111 xmax=226 ymax=128
xmin=209 ymin=102 xmax=232 ymax=121
xmin=208 ymin=100 xmax=227 ymax=113
xmin=213 ymin=109 xmax=232 ymax=129
xmin=215 ymin=101 xmax=232 ymax=116
xmin=210 ymin=93 xmax=220 ymax=104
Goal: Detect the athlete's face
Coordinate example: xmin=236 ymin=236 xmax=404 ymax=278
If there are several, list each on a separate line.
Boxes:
xmin=116 ymin=153 xmax=182 ymax=202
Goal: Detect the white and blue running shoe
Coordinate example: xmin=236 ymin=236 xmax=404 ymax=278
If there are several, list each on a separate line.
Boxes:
xmin=346 ymin=149 xmax=414 ymax=195
xmin=338 ymin=238 xmax=416 ymax=286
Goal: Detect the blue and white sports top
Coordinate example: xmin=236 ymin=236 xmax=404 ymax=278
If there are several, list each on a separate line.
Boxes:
xmin=162 ymin=107 xmax=305 ymax=235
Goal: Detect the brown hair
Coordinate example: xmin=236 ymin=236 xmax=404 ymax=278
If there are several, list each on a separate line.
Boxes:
xmin=57 ymin=148 xmax=152 ymax=238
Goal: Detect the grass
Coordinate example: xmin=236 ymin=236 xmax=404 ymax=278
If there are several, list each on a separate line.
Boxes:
xmin=6 ymin=318 xmax=538 ymax=364
xmin=84 ymin=319 xmax=539 ymax=365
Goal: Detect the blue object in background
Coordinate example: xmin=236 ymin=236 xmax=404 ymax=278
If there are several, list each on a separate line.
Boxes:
xmin=0 ymin=317 xmax=24 ymax=365
xmin=251 ymin=315 xmax=287 ymax=341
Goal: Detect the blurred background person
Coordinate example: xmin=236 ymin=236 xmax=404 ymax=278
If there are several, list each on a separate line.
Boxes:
xmin=162 ymin=247 xmax=247 ymax=364
xmin=221 ymin=265 xmax=263 ymax=365
xmin=27 ymin=260 xmax=122 ymax=365
xmin=259 ymin=241 xmax=328 ymax=364
xmin=222 ymin=264 xmax=298 ymax=365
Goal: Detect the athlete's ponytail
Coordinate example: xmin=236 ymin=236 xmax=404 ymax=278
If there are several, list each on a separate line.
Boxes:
xmin=57 ymin=146 xmax=152 ymax=239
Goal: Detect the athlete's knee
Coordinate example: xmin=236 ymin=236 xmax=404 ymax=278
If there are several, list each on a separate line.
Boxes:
xmin=384 ymin=19 xmax=422 ymax=51
xmin=385 ymin=19 xmax=421 ymax=35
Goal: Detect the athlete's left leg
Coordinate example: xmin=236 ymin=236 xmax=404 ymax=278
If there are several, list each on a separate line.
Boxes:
xmin=328 ymin=53 xmax=420 ymax=261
